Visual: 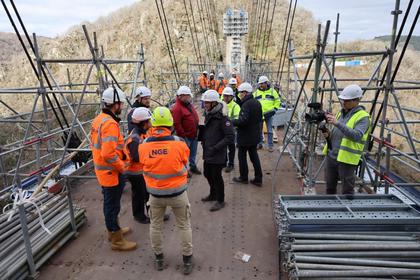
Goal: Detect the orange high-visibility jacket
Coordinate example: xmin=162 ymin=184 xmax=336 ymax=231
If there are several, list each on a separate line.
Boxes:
xmin=139 ymin=127 xmax=190 ymax=197
xmin=208 ymin=79 xmax=216 ymax=90
xmin=198 ymin=75 xmax=208 ymax=90
xmin=91 ymin=110 xmax=126 ymax=187
xmin=234 ymin=76 xmax=241 ymax=86
xmin=215 ymin=79 xmax=227 ymax=95
xmin=123 ymin=127 xmax=147 ymax=176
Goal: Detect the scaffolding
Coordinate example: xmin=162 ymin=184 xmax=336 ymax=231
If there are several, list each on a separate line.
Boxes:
xmin=0 ymin=15 xmax=147 ymax=195
xmin=273 ymin=1 xmax=420 ymax=205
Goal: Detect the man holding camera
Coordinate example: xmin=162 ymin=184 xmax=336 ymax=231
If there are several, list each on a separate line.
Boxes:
xmin=323 ymin=84 xmax=371 ymax=195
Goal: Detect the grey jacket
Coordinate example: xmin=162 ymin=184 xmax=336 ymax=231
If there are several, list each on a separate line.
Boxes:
xmin=328 ymin=105 xmax=370 ymax=160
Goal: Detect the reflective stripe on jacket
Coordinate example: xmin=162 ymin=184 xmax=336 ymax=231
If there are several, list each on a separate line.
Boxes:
xmin=139 ymin=127 xmax=190 ymax=197
xmin=91 ymin=111 xmax=126 ymax=187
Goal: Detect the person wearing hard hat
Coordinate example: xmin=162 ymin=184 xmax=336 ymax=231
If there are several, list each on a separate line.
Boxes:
xmin=124 ymin=107 xmax=153 ymax=224
xmin=232 ymin=83 xmax=263 ymax=187
xmin=201 ymin=90 xmax=234 ymax=211
xmin=254 ymin=75 xmax=281 ymax=152
xmin=198 ymin=71 xmax=209 ymax=94
xmin=127 ymin=86 xmax=152 ymax=133
xmin=91 ymin=86 xmax=137 ymax=251
xmin=323 ymin=84 xmax=371 ymax=195
xmin=138 ymin=107 xmax=194 ymax=274
xmin=231 ymin=71 xmax=241 ymax=86
xmin=208 ymin=73 xmax=216 ymax=90
xmin=228 ymin=77 xmax=241 ymax=106
xmin=171 ymin=86 xmax=201 ymax=175
xmin=222 ymin=87 xmax=240 ymax=173
xmin=215 ymin=72 xmax=227 ymax=95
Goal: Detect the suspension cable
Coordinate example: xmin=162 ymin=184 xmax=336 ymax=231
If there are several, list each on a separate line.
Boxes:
xmin=279 ymin=0 xmax=297 ymax=83
xmin=154 ymin=0 xmax=181 ymax=85
xmin=276 ymin=0 xmax=294 ymax=81
xmin=183 ymin=0 xmax=201 ymax=66
xmin=262 ymin=0 xmax=278 ymax=61
xmin=188 ymin=0 xmax=204 ymax=70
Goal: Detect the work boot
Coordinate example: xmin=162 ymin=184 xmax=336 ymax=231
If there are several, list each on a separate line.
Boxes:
xmin=190 ymin=166 xmax=202 ymax=175
xmin=201 ymin=195 xmax=216 ymax=202
xmin=109 ymin=230 xmax=137 ymax=251
xmin=155 ymin=253 xmax=164 ymax=271
xmin=233 ymin=177 xmax=248 ymax=184
xmin=225 ymin=165 xmax=234 ymax=173
xmin=268 ymin=146 xmax=274 ymax=152
xmin=182 ymin=255 xmax=194 ymax=275
xmin=257 ymin=144 xmax=263 ymax=150
xmin=134 ymin=216 xmax=150 ymax=224
xmin=210 ymin=201 xmax=225 ymax=212
xmin=107 ymin=226 xmax=131 ymax=241
xmin=250 ymin=179 xmax=263 ymax=187
xmin=164 ymin=213 xmax=170 ymax=221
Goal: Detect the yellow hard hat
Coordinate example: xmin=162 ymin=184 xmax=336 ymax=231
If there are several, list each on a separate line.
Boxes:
xmin=151 ymin=106 xmax=173 ymax=127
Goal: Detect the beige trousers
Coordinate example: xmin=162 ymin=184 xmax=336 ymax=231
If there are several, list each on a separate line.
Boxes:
xmin=149 ymin=191 xmax=193 ymax=256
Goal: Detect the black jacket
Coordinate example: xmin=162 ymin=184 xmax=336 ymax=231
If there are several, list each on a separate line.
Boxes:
xmin=127 ymin=100 xmax=148 ymax=133
xmin=202 ymin=103 xmax=234 ymax=165
xmin=232 ymin=94 xmax=262 ymax=146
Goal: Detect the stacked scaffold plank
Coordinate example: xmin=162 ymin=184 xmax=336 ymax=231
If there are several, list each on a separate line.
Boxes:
xmin=274 ymin=194 xmax=420 ymax=279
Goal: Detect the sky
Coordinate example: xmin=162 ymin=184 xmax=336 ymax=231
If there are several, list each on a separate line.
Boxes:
xmin=0 ymin=0 xmax=418 ymax=41
xmin=297 ymin=0 xmax=419 ymax=42
xmin=0 ymin=0 xmax=138 ymax=37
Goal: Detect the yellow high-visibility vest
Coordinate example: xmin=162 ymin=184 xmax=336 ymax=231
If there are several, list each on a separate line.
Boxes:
xmin=323 ymin=110 xmax=371 ymax=165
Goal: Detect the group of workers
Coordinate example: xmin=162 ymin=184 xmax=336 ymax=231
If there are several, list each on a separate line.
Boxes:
xmin=91 ymin=69 xmax=371 ymax=275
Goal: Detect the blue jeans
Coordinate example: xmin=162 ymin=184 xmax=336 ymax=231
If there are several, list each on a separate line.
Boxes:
xmin=102 ymin=175 xmax=125 ymax=232
xmin=185 ymin=138 xmax=198 ymax=169
xmin=259 ymin=115 xmax=273 ymax=148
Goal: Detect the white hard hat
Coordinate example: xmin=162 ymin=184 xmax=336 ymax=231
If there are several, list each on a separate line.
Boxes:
xmin=222 ymin=87 xmax=234 ymax=96
xmin=237 ymin=82 xmax=253 ymax=93
xmin=132 ymin=107 xmax=152 ymax=123
xmin=102 ymin=87 xmax=126 ymax=104
xmin=209 ymin=73 xmax=215 ymax=76
xmin=134 ymin=86 xmax=151 ymax=98
xmin=202 ymin=90 xmax=220 ymax=102
xmin=177 ymin=85 xmax=192 ymax=96
xmin=203 ymin=70 xmax=208 ymax=75
xmin=339 ymin=84 xmax=363 ymax=100
xmin=218 ymin=72 xmax=224 ymax=78
xmin=258 ymin=75 xmax=269 ymax=84
xmin=228 ymin=78 xmax=237 ymax=85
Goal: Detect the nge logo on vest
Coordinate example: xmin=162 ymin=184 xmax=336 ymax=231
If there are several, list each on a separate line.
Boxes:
xmin=149 ymin=148 xmax=168 ymax=158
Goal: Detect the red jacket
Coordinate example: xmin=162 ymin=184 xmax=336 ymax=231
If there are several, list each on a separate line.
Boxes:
xmin=171 ymin=98 xmax=199 ymax=139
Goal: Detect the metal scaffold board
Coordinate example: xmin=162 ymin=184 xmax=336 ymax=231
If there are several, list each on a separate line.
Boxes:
xmin=278 ymin=195 xmax=420 ymax=225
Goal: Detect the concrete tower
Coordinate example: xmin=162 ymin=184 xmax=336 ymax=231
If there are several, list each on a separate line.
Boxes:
xmin=223 ymin=9 xmax=248 ymax=72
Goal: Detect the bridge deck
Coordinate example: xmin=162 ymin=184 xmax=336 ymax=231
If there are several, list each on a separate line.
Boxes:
xmin=38 ymin=131 xmax=301 ymax=280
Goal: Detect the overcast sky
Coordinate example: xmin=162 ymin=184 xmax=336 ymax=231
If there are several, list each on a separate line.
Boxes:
xmin=0 ymin=0 xmax=418 ymax=41
xmin=298 ymin=0 xmax=419 ymax=41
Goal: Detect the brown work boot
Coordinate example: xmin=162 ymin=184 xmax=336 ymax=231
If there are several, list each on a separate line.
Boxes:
xmin=107 ymin=226 xmax=131 ymax=241
xmin=109 ymin=230 xmax=137 ymax=251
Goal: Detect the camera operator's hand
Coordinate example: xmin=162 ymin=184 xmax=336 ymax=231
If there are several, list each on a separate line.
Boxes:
xmin=325 ymin=112 xmax=337 ymax=126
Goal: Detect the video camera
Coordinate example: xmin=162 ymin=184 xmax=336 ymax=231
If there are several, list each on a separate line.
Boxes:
xmin=305 ymin=102 xmax=326 ymax=124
